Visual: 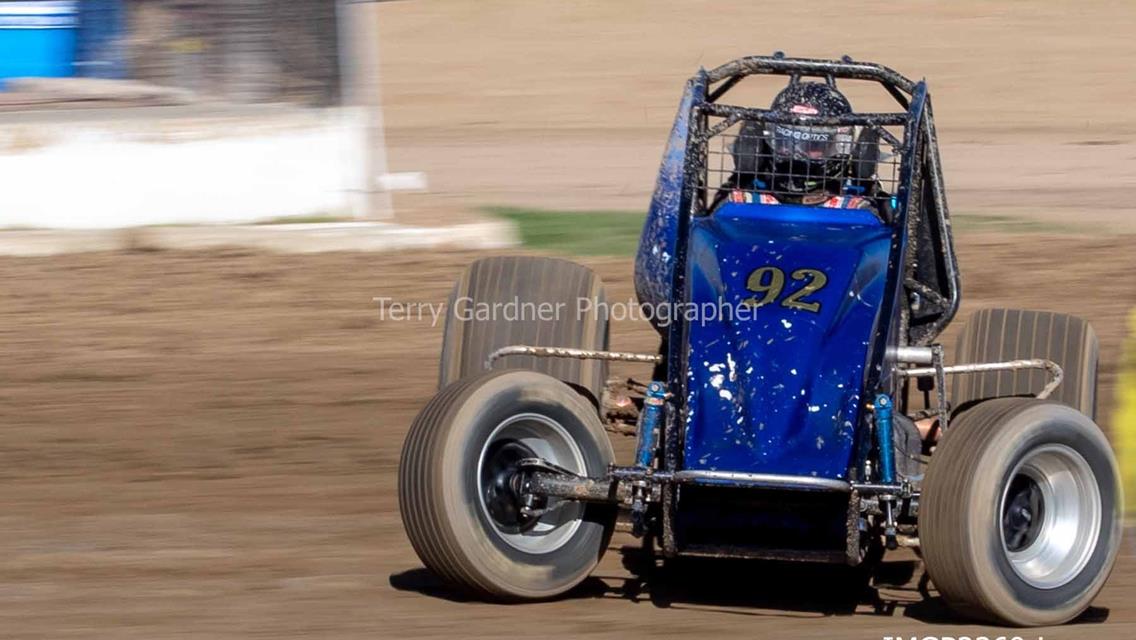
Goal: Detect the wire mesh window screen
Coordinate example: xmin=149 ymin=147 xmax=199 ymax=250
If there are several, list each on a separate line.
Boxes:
xmin=702 ymin=115 xmax=905 ymax=210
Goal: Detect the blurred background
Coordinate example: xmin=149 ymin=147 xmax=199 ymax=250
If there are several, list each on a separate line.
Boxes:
xmin=0 ymin=0 xmax=339 ymax=103
xmin=1 ymin=1 xmax=1135 ymax=638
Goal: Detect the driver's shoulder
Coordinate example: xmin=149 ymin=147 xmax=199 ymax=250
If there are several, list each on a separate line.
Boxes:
xmin=728 ymin=190 xmax=779 ymax=205
xmin=819 ymin=195 xmax=874 ymax=210
xmin=728 ymin=190 xmax=875 ymax=211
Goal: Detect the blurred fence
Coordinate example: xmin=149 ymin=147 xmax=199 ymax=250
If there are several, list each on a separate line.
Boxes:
xmin=125 ymin=0 xmax=341 ymax=105
xmin=76 ymin=0 xmax=126 ymax=79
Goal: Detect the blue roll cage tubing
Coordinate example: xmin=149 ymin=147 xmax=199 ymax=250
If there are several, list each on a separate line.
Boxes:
xmin=657 ymin=55 xmax=957 ymax=554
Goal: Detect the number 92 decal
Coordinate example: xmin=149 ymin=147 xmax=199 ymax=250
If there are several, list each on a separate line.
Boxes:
xmin=742 ymin=266 xmax=828 ymax=313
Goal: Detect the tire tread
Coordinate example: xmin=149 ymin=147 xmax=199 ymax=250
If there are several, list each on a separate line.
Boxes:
xmin=954 ymin=308 xmax=1098 ymax=418
xmin=439 ymin=256 xmax=608 ymax=404
xmin=399 ymin=370 xmax=614 ymax=600
xmin=921 ymin=397 xmax=1120 ymax=625
xmin=922 ymin=397 xmax=1029 ymax=623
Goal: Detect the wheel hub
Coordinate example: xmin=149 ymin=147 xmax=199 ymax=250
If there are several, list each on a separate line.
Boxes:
xmin=1002 ymin=474 xmax=1044 ymax=552
xmin=999 ymin=444 xmax=1102 ymax=589
xmin=480 ymin=440 xmax=540 ymax=533
xmin=475 ymin=413 xmax=587 ymax=554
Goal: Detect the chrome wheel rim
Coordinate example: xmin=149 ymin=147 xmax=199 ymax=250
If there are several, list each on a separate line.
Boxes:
xmin=477 ymin=413 xmax=586 ymax=554
xmin=1000 ymin=444 xmax=1101 ymax=589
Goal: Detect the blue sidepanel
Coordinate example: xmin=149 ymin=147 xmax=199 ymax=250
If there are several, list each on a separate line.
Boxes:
xmin=634 ymin=78 xmax=698 ymax=325
xmin=682 ymin=202 xmax=892 ymax=479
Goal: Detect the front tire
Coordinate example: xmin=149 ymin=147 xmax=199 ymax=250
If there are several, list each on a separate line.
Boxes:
xmin=920 ymin=398 xmax=1121 ymax=626
xmin=399 ymin=369 xmax=616 ymax=600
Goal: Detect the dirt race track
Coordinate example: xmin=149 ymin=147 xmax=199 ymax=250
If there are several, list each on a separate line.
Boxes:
xmin=5 ymin=1 xmax=1136 ymax=637
xmin=0 ymin=235 xmax=1134 ymax=639
xmin=377 ymin=0 xmax=1136 ymax=232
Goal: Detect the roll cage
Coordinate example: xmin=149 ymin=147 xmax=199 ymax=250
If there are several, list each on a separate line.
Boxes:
xmin=676 ymin=53 xmax=960 ymax=348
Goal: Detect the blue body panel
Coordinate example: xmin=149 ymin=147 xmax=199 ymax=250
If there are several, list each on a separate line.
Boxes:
xmin=682 ymin=202 xmax=892 ymax=479
xmin=634 ymin=79 xmax=697 ymax=324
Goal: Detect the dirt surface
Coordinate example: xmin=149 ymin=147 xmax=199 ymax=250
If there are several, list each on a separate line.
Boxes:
xmin=0 ymin=235 xmax=1134 ymax=639
xmin=4 ymin=1 xmax=1136 ymax=637
xmin=376 ymin=0 xmax=1136 ymax=231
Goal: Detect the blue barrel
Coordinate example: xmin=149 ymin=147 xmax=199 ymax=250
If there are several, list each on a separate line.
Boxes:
xmin=0 ymin=1 xmax=78 ymax=89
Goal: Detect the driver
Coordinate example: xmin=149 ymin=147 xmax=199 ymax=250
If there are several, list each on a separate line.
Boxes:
xmin=729 ymin=80 xmax=875 ymax=211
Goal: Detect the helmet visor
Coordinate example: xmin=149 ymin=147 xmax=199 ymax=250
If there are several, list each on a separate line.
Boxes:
xmin=769 ymin=124 xmax=851 ymax=161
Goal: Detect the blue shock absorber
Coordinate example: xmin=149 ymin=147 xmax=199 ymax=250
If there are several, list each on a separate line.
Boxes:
xmin=875 ymin=394 xmax=895 ymax=484
xmin=635 ymin=381 xmax=666 ymax=468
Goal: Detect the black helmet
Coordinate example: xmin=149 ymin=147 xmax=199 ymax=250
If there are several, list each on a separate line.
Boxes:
xmin=765 ymin=81 xmax=854 ymax=196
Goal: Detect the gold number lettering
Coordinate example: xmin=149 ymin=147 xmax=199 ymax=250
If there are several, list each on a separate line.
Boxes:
xmin=743 ymin=266 xmax=785 ymax=308
xmin=782 ymin=269 xmax=827 ymax=313
xmin=742 ymin=266 xmax=827 ymax=313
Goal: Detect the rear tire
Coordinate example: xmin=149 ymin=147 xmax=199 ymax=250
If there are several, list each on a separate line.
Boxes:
xmin=954 ymin=308 xmax=1098 ymax=417
xmin=439 ymin=256 xmax=609 ymax=405
xmin=399 ymin=369 xmax=616 ymax=600
xmin=920 ymin=397 xmax=1121 ymax=626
